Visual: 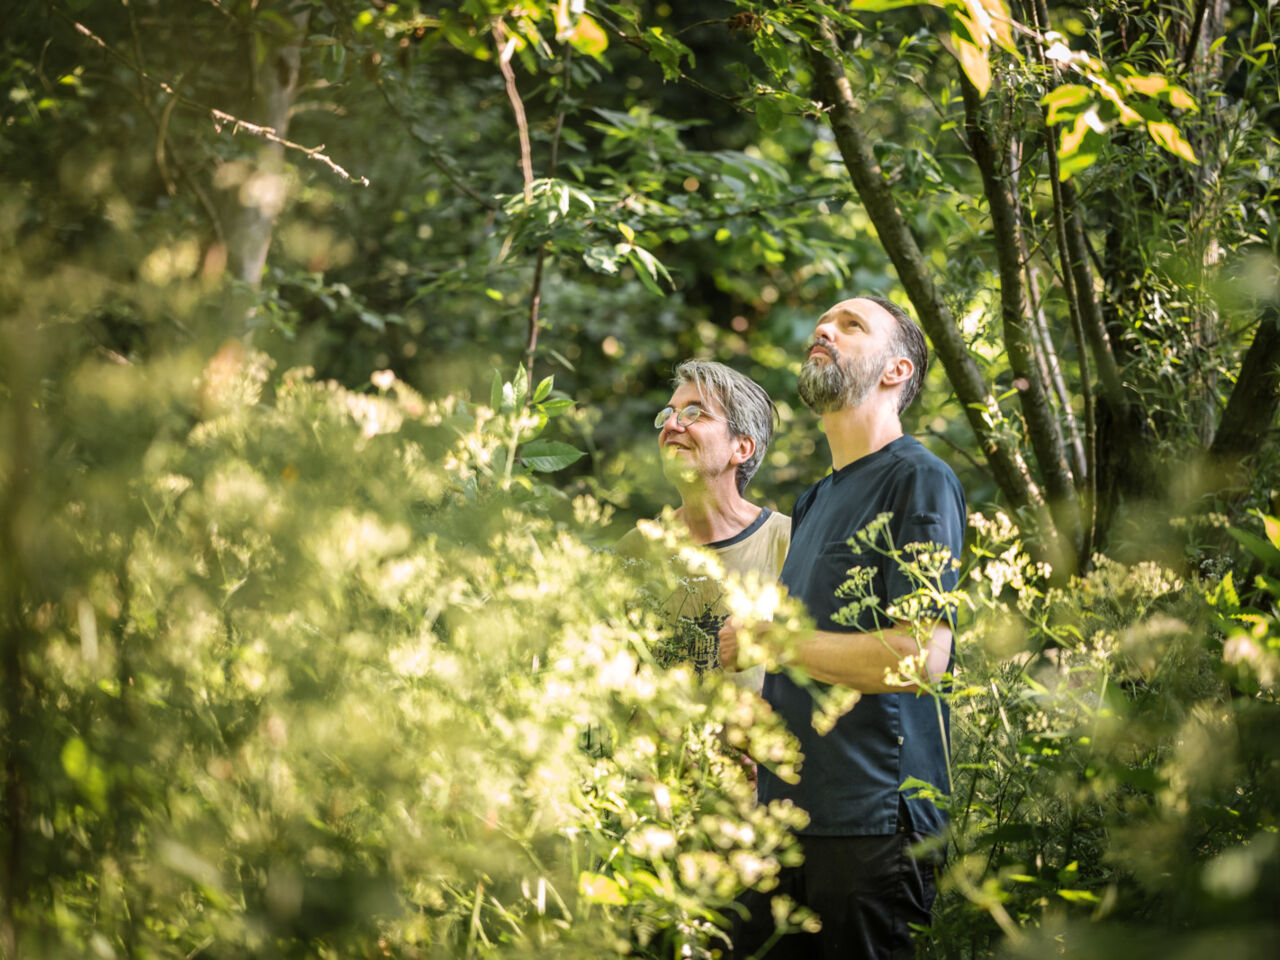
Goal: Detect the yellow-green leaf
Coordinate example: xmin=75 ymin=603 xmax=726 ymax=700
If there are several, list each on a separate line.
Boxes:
xmin=1042 ymin=84 xmax=1093 ymax=125
xmin=1147 ymin=120 xmax=1198 ymax=163
xmin=569 ymin=15 xmax=608 ymax=58
xmin=952 ymin=34 xmax=991 ymax=97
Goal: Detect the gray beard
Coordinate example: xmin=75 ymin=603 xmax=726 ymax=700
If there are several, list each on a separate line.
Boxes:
xmin=797 ymin=345 xmax=883 ymax=414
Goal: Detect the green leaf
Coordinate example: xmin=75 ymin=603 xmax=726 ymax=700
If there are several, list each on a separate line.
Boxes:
xmin=756 ymin=97 xmax=782 ymax=133
xmin=548 ymin=349 xmax=576 ymax=372
xmin=627 ymin=251 xmax=665 ymax=296
xmin=62 ymin=737 xmax=89 ymax=780
xmin=533 ymin=375 xmax=554 ymax=403
xmin=753 ymin=33 xmax=790 ymax=79
xmin=512 ymin=365 xmax=528 ymax=408
xmin=490 ymin=370 xmax=503 ymax=411
xmin=1229 ymin=528 xmax=1280 ymax=570
xmin=579 ymin=871 xmax=627 ymax=906
xmin=1057 ymin=888 xmax=1101 ymax=904
xmin=520 ymin=440 xmax=586 ymax=472
xmin=540 ymin=397 xmax=575 ymax=417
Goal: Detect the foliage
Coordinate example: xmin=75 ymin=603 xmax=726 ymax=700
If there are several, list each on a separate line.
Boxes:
xmin=5 ymin=0 xmax=1280 ymax=957
xmin=2 ymin=339 xmax=819 ymax=958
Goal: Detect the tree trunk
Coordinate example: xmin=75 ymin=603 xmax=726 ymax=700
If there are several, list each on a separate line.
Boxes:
xmin=1211 ymin=302 xmax=1280 ymax=462
xmin=223 ymin=6 xmax=311 ymax=288
xmin=962 ymin=77 xmax=1083 ymax=560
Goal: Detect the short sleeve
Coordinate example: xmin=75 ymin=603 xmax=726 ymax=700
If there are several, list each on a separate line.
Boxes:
xmin=880 ymin=462 xmax=966 ymax=623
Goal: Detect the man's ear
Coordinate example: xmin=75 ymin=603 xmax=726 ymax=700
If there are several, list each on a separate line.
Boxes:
xmin=881 ymin=355 xmax=913 ymax=388
xmin=731 ymin=434 xmax=756 ymax=466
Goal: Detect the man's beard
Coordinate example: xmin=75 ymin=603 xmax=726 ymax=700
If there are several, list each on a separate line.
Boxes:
xmin=797 ymin=340 xmax=885 ymax=414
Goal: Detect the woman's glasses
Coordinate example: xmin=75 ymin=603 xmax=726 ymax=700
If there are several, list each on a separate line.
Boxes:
xmin=653 ymin=405 xmax=729 ymax=430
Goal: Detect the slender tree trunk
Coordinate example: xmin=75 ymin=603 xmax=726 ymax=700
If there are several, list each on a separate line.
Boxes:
xmin=223 ymin=6 xmax=311 ymax=288
xmin=962 ymin=78 xmax=1082 ymax=560
xmin=810 ymin=18 xmax=1065 ymax=559
xmin=0 ymin=328 xmax=35 ymax=958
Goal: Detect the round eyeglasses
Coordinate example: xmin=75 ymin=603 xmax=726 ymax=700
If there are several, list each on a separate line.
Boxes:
xmin=653 ymin=404 xmax=729 ymax=430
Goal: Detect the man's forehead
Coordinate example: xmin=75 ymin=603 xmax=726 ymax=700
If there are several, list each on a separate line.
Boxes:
xmin=819 ymin=297 xmax=893 ymax=328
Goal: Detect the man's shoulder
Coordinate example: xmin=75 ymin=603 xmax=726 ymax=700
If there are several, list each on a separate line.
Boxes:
xmin=888 ymin=435 xmax=959 ymax=475
xmin=880 ymin=437 xmax=963 ymax=495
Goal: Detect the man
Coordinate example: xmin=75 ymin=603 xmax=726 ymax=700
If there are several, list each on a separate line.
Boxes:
xmin=720 ymin=296 xmax=966 ymax=958
xmin=617 ymin=359 xmax=789 ymax=688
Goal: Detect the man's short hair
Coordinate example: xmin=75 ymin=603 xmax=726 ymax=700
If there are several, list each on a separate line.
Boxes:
xmin=862 ymin=295 xmax=927 ymax=413
xmin=672 ymin=359 xmax=777 ymax=493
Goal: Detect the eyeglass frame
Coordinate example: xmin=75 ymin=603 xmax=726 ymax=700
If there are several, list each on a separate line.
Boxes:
xmin=653 ymin=404 xmax=731 ymax=430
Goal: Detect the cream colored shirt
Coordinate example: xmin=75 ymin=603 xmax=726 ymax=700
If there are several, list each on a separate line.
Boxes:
xmin=616 ymin=508 xmax=791 ymax=691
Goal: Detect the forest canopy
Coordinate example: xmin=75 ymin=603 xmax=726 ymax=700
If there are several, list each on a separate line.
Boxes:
xmin=2 ymin=1 xmax=1279 ymax=958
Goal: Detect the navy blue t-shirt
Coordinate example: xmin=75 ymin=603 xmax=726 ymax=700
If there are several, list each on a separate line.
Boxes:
xmin=759 ymin=435 xmax=966 ymax=837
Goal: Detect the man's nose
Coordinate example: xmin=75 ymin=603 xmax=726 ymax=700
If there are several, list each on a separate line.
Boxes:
xmin=813 ymin=319 xmax=837 ymax=343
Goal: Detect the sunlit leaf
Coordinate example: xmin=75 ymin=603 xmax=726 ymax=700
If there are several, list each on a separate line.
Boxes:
xmin=950 ymin=34 xmax=991 ymax=97
xmin=1042 ymin=84 xmax=1093 ymax=125
xmin=1146 ymin=120 xmax=1198 ymax=163
xmin=520 ymin=439 xmax=586 ymax=472
xmin=568 ymin=15 xmax=608 ymax=59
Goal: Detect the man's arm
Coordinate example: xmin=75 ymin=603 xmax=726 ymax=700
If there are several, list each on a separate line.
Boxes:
xmin=719 ymin=618 xmax=951 ymax=694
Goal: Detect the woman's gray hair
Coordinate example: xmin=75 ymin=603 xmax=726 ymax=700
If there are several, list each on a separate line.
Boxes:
xmin=672 ymin=359 xmax=778 ymax=493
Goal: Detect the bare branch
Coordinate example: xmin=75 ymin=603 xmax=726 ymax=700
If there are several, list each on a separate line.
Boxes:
xmin=493 ymin=18 xmax=534 ymax=206
xmin=59 ymin=12 xmax=369 ymax=186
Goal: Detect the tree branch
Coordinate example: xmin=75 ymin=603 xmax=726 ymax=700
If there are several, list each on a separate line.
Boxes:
xmin=494 ymin=18 xmax=534 ymax=205
xmin=59 ymin=11 xmax=370 ymax=185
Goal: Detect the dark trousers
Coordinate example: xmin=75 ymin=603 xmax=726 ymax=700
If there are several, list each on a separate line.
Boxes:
xmin=729 ymin=832 xmax=937 ymax=960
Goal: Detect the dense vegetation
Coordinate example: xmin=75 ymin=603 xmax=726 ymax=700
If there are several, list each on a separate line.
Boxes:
xmin=2 ymin=1 xmax=1278 ymax=957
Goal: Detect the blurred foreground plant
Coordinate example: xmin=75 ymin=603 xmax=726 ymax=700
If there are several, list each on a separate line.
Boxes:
xmin=0 ymin=346 xmax=807 ymax=959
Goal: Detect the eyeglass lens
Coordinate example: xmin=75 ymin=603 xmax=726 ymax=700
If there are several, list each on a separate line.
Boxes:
xmin=653 ymin=405 xmax=705 ymax=429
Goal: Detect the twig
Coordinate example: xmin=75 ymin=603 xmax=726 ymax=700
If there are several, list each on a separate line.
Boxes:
xmin=926 ymin=426 xmax=995 ymax=485
xmin=493 ymin=18 xmax=534 ymax=205
xmin=58 ymin=10 xmax=369 ymax=185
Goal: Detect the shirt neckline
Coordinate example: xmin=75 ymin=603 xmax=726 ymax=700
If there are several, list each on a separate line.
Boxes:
xmin=707 ymin=507 xmax=772 ymax=549
xmin=830 ymin=434 xmax=916 ymax=480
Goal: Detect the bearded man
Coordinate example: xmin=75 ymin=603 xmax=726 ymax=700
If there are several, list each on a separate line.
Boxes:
xmin=720 ymin=296 xmax=966 ymax=959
